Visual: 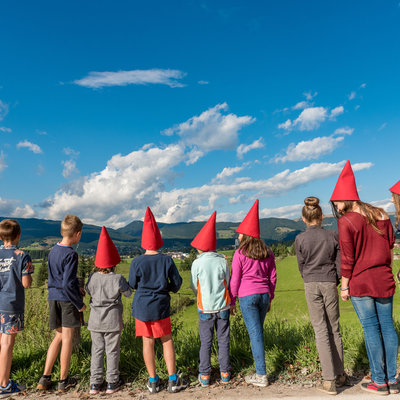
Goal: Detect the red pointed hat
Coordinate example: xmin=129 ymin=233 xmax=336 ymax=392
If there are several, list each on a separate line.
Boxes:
xmin=95 ymin=226 xmax=121 ymax=268
xmin=330 ymin=160 xmax=360 ymax=201
xmin=141 ymin=207 xmax=164 ymax=250
xmin=236 ymin=199 xmax=260 ymax=239
xmin=191 ymin=211 xmax=217 ymax=251
xmin=390 ymin=180 xmax=400 ymax=195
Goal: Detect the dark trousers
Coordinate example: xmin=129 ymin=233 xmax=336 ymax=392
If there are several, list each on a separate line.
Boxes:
xmin=198 ymin=310 xmax=230 ymax=374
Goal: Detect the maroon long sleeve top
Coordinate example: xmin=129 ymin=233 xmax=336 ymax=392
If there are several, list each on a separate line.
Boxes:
xmin=338 ymin=212 xmax=396 ymax=298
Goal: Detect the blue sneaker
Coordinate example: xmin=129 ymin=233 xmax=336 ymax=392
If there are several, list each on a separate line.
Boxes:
xmin=198 ymin=374 xmax=210 ymax=388
xmin=220 ymin=371 xmax=231 ymax=384
xmin=0 ymin=380 xmax=25 ymax=398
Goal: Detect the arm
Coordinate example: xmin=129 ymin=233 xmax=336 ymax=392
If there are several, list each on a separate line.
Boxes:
xmin=340 ymin=277 xmax=350 ymax=301
xmin=120 ymin=276 xmax=133 ymax=297
xmin=337 ymin=217 xmax=356 ymax=281
xmin=294 ymin=237 xmax=305 ymax=278
xmin=268 ymin=251 xmax=277 ymax=301
xmin=62 ymin=253 xmax=85 ymax=311
xmin=21 ymin=254 xmax=34 ymax=288
xmin=229 ymin=251 xmax=242 ymax=307
xmin=333 ymin=231 xmax=341 ymax=281
xmin=224 ymin=259 xmax=230 ymax=287
xmin=128 ymin=260 xmax=139 ymax=290
xmin=22 ymin=275 xmax=32 ymax=288
xmin=190 ymin=260 xmax=198 ymax=296
xmin=168 ymin=259 xmax=182 ymax=293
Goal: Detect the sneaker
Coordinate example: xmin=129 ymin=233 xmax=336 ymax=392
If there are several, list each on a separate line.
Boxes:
xmin=147 ymin=377 xmax=161 ymax=394
xmin=57 ymin=376 xmax=78 ymax=393
xmin=0 ymin=380 xmax=25 ymax=398
xmin=89 ymin=383 xmax=101 ymax=395
xmin=388 ymin=381 xmax=399 ymax=394
xmin=335 ymin=373 xmax=351 ymax=387
xmin=360 ymin=381 xmax=389 ymax=395
xmin=168 ymin=374 xmax=187 ymax=393
xmin=198 ymin=374 xmax=210 ymax=387
xmin=220 ymin=371 xmax=231 ymax=384
xmin=316 ymin=380 xmax=337 ymax=395
xmin=37 ymin=375 xmax=52 ymax=390
xmin=245 ymin=373 xmax=268 ymax=387
xmin=106 ymin=378 xmax=124 ymax=394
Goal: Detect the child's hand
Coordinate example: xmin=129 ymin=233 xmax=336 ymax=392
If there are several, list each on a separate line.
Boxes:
xmin=80 ymin=288 xmax=86 ymax=297
xmin=230 ymin=305 xmax=236 ymax=316
xmin=78 ymin=304 xmax=86 ymax=312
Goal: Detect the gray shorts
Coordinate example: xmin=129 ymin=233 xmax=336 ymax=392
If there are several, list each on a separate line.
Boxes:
xmin=49 ymin=300 xmax=82 ymax=330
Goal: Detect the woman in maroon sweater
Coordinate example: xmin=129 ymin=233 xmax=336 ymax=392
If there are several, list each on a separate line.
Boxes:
xmin=331 ymin=161 xmax=398 ymax=395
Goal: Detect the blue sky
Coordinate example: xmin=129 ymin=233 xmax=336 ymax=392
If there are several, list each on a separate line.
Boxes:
xmin=0 ymin=0 xmax=399 ymax=228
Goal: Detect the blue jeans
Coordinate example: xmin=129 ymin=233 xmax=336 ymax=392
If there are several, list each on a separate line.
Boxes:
xmin=239 ymin=293 xmax=270 ymax=375
xmin=351 ymin=296 xmax=398 ymax=384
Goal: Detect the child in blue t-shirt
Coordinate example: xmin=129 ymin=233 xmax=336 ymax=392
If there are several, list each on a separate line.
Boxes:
xmin=0 ymin=219 xmax=34 ymax=397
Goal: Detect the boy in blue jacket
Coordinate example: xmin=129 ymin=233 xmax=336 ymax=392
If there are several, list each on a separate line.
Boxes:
xmin=190 ymin=211 xmax=231 ymax=387
xmin=37 ymin=215 xmax=86 ymax=392
xmin=0 ymin=219 xmax=33 ymax=397
xmin=129 ymin=207 xmax=185 ymax=394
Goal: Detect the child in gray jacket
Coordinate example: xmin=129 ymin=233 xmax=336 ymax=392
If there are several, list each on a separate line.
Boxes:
xmin=86 ymin=227 xmax=132 ymax=395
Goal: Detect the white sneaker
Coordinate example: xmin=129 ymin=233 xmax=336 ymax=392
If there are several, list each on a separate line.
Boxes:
xmin=245 ymin=373 xmax=268 ymax=387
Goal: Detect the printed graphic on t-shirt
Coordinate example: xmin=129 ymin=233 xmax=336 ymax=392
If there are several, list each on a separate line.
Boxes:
xmin=0 ymin=257 xmax=17 ymax=273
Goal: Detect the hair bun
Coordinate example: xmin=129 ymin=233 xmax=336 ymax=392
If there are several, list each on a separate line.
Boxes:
xmin=304 ymin=196 xmax=320 ymax=208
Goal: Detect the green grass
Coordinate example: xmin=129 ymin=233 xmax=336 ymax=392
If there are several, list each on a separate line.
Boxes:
xmin=11 ymin=254 xmax=400 ymax=389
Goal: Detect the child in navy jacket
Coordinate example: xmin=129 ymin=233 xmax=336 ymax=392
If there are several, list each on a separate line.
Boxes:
xmin=129 ymin=207 xmax=184 ymax=394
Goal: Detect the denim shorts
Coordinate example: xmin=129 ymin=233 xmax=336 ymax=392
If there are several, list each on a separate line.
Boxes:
xmin=0 ymin=312 xmax=24 ymax=334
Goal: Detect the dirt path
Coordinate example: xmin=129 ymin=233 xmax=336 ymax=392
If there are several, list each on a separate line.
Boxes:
xmin=21 ymin=380 xmax=395 ymax=400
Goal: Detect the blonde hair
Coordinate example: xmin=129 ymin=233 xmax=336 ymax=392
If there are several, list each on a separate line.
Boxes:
xmin=392 ymin=192 xmax=400 ymax=227
xmin=61 ymin=214 xmax=83 ymax=238
xmin=0 ymin=219 xmax=21 ymax=241
xmin=302 ymin=197 xmax=322 ymax=224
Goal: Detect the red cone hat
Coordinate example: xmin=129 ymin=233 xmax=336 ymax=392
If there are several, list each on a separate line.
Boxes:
xmin=191 ymin=211 xmax=217 ymax=251
xmin=236 ymin=200 xmax=260 ymax=239
xmin=95 ymin=226 xmax=121 ymax=268
xmin=141 ymin=207 xmax=164 ymax=250
xmin=390 ymin=180 xmax=400 ymax=195
xmin=330 ymin=161 xmax=360 ymax=201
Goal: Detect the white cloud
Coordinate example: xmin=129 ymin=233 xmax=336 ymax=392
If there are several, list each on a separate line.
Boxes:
xmin=278 ymin=119 xmax=292 ymax=130
xmin=292 ymin=101 xmax=309 ymax=110
xmin=73 ymin=69 xmax=186 ymax=89
xmin=329 ymin=106 xmax=344 ymax=119
xmin=36 ymin=130 xmax=48 ymax=135
xmin=0 ymin=127 xmax=11 ymax=133
xmin=0 ymin=100 xmax=9 ymax=121
xmin=354 ymin=105 xmax=360 ymax=110
xmin=348 ymin=91 xmax=356 ymax=100
xmin=16 ymin=140 xmax=42 ymax=154
xmin=334 ymin=127 xmax=354 ymax=136
xmin=236 ymin=138 xmax=264 ymax=159
xmin=0 ymin=197 xmax=35 ymax=218
xmin=198 ymin=80 xmax=209 ymax=85
xmin=370 ymin=198 xmax=394 ymax=213
xmin=212 ymin=166 xmax=245 ymax=183
xmin=63 ymin=147 xmax=80 ymax=157
xmin=273 ymin=136 xmax=345 ymax=163
xmin=163 ymin=103 xmax=255 ymax=156
xmin=0 ymin=151 xmax=7 ymax=173
xmin=294 ymin=107 xmax=328 ymax=131
xmin=378 ymin=123 xmax=387 ymax=131
xmin=304 ymin=91 xmax=318 ymax=101
xmin=360 ymin=83 xmax=367 ymax=88
xmin=62 ymin=160 xmax=79 ymax=178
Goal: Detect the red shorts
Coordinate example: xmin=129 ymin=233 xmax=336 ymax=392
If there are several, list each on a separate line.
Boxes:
xmin=135 ymin=317 xmax=171 ymax=338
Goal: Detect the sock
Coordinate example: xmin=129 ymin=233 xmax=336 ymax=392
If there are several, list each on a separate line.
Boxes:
xmin=169 ymin=374 xmax=177 ymax=382
xmin=59 ymin=377 xmax=68 ymax=383
xmin=0 ymin=381 xmax=10 ymax=389
xmin=149 ymin=375 xmax=159 ymax=383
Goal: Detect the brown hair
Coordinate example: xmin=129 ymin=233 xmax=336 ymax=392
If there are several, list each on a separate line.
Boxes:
xmin=95 ymin=266 xmax=115 ymax=274
xmin=392 ymin=192 xmax=400 ymax=228
xmin=61 ymin=214 xmax=83 ymax=237
xmin=238 ymin=234 xmax=270 ymax=260
xmin=302 ymin=196 xmax=322 ymax=224
xmin=331 ymin=200 xmax=387 ymax=235
xmin=0 ymin=219 xmax=21 ymax=242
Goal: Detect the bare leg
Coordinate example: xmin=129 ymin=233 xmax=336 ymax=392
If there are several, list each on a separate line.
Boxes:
xmin=160 ymin=334 xmax=176 ymax=376
xmin=59 ymin=328 xmax=74 ymax=380
xmin=43 ymin=328 xmax=62 ymax=376
xmin=0 ymin=333 xmax=16 ymax=387
xmin=142 ymin=337 xmax=156 ymax=377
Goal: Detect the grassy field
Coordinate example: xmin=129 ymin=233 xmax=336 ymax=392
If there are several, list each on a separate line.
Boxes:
xmin=17 ymin=253 xmax=400 ymax=389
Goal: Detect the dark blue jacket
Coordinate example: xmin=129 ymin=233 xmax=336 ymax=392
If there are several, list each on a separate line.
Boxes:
xmin=128 ymin=253 xmax=182 ymax=321
xmin=47 ymin=244 xmax=84 ymax=310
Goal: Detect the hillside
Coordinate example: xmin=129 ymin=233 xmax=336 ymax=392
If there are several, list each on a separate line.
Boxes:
xmin=1 ymin=214 xmax=396 ymax=254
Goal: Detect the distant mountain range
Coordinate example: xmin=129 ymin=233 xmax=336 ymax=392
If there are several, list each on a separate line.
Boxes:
xmin=2 ymin=214 xmax=396 ymax=254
